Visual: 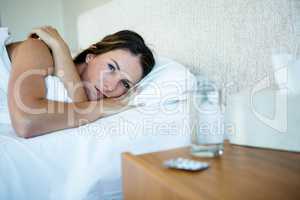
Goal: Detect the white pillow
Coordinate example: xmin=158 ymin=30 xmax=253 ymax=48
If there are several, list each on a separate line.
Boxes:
xmin=46 ymin=56 xmax=196 ymax=107
xmin=0 ymin=28 xmax=12 ymax=124
xmin=132 ymin=56 xmax=196 ymax=107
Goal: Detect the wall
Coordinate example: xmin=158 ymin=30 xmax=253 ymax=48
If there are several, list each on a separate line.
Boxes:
xmin=61 ymin=0 xmax=110 ymax=51
xmin=0 ymin=0 xmax=109 ymax=51
xmin=0 ymin=0 xmax=64 ymax=42
xmin=77 ymin=0 xmax=300 ymax=93
xmin=1 ymin=0 xmax=299 ymax=92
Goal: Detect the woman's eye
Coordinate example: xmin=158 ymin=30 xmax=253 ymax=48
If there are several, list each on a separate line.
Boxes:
xmin=108 ymin=64 xmax=116 ymax=71
xmin=122 ymin=80 xmax=130 ymax=89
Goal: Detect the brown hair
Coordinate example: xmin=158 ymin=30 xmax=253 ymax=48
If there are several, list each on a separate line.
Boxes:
xmin=74 ymin=30 xmax=155 ymax=78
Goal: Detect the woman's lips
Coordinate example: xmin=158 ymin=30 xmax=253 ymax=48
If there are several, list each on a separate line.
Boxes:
xmin=94 ymin=86 xmax=106 ymax=98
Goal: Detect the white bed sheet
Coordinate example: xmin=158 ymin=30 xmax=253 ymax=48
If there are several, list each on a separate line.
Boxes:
xmin=0 ymin=100 xmax=191 ymax=200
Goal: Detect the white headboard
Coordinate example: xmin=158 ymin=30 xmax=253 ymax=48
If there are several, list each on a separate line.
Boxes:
xmin=77 ymin=0 xmax=299 ymax=93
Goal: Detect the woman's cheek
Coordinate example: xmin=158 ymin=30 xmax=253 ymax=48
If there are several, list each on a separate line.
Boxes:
xmin=88 ymin=63 xmax=104 ymax=80
xmin=113 ymin=86 xmax=126 ymax=98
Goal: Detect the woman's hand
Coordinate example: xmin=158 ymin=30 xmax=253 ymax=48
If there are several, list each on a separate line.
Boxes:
xmin=101 ymin=87 xmax=144 ymax=116
xmin=112 ymin=86 xmax=144 ymax=107
xmin=29 ymin=26 xmax=68 ymax=52
xmin=28 ymin=26 xmax=70 ymax=75
xmin=28 ymin=26 xmax=88 ymax=102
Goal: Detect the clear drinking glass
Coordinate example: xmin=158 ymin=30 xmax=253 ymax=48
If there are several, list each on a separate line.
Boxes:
xmin=189 ymin=77 xmax=224 ymax=157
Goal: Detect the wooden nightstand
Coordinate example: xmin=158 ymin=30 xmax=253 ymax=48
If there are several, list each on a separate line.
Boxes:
xmin=122 ymin=142 xmax=300 ymax=200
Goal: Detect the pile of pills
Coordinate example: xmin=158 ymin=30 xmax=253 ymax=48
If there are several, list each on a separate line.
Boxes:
xmin=163 ymin=157 xmax=209 ymax=171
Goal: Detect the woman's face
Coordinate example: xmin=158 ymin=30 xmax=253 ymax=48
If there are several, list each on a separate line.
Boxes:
xmin=80 ymin=49 xmax=143 ymax=100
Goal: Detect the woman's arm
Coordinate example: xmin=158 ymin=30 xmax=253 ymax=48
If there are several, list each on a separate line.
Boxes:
xmin=51 ymin=41 xmax=88 ymax=102
xmin=29 ymin=26 xmax=88 ymax=102
xmin=8 ymin=38 xmax=134 ymax=138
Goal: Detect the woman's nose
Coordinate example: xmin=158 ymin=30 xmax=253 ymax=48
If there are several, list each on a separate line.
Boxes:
xmin=104 ymin=83 xmax=114 ymax=92
xmin=103 ymin=76 xmax=119 ymax=92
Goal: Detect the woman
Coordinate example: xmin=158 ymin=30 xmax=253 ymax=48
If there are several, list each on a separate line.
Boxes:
xmin=6 ymin=26 xmax=155 ymax=138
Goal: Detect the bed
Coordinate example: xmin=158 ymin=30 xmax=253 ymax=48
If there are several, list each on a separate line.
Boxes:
xmin=0 ymin=52 xmax=196 ymax=200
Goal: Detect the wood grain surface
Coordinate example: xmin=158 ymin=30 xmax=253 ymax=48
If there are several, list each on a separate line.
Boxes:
xmin=122 ymin=142 xmax=300 ymax=200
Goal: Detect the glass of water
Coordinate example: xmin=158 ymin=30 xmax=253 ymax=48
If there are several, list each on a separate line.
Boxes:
xmin=189 ymin=77 xmax=224 ymax=157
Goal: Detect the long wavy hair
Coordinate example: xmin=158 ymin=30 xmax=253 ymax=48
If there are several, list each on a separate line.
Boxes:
xmin=74 ymin=30 xmax=155 ymax=78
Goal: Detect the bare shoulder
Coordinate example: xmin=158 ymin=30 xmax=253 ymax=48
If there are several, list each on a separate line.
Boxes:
xmin=17 ymin=38 xmax=50 ymax=52
xmin=6 ymin=41 xmax=22 ymax=61
xmin=12 ymin=38 xmax=54 ymax=70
